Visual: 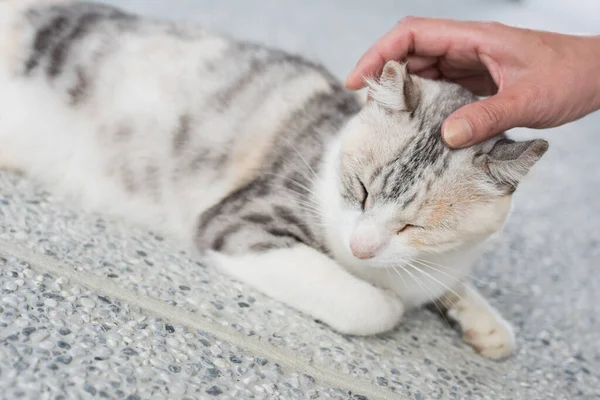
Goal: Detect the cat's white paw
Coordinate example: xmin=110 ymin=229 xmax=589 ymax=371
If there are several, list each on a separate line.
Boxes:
xmin=330 ymin=288 xmax=405 ymax=336
xmin=449 ymin=307 xmax=515 ymax=360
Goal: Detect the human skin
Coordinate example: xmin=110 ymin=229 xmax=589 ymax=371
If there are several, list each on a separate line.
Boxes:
xmin=346 ymin=17 xmax=600 ymax=148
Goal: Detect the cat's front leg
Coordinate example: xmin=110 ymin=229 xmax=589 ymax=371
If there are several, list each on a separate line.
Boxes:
xmin=438 ymin=283 xmax=515 ymax=360
xmin=209 ymin=244 xmax=405 ymax=336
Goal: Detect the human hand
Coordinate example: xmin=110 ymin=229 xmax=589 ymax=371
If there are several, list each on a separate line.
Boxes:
xmin=346 ymin=17 xmax=600 ymax=148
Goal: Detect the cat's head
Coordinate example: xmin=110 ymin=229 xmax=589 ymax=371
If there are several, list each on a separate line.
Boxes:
xmin=326 ymin=60 xmax=548 ymax=265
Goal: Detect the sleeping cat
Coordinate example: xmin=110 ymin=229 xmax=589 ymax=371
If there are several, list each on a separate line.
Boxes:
xmin=0 ymin=0 xmax=548 ymax=360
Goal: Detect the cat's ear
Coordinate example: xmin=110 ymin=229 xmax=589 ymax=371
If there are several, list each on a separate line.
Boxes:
xmin=366 ymin=61 xmax=420 ymax=113
xmin=474 ymin=138 xmax=549 ymax=193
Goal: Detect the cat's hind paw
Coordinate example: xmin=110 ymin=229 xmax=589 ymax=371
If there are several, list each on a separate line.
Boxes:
xmin=450 ymin=307 xmax=516 ymax=360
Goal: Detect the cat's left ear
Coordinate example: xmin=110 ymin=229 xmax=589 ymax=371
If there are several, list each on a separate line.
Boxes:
xmin=367 ymin=61 xmax=421 ymax=113
xmin=474 ymin=138 xmax=549 ymax=193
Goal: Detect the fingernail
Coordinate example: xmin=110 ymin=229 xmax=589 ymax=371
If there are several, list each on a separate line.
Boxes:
xmin=443 ymin=118 xmax=473 ymax=148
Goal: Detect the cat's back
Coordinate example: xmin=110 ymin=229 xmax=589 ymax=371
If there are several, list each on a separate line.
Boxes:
xmin=0 ymin=0 xmax=353 ymax=240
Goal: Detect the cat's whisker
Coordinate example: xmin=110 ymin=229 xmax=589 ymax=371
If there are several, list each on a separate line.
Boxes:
xmin=286 ymin=197 xmax=320 ymax=212
xmin=260 ymin=173 xmax=339 ymax=228
xmin=402 ymin=262 xmax=454 ymax=327
xmin=262 ymin=169 xmax=316 ymax=186
xmin=388 ymin=264 xmax=408 ymax=288
xmin=296 ymin=208 xmax=325 ymax=220
xmin=288 ymin=143 xmax=319 ymax=181
xmin=407 ymin=263 xmax=464 ymax=306
xmin=373 ymin=256 xmax=525 ymax=297
xmin=270 ymin=185 xmax=319 ymax=208
xmin=266 ymin=181 xmax=330 ymax=219
xmin=227 ymin=189 xmax=332 ymax=230
xmin=283 ymin=201 xmax=336 ymax=227
xmin=408 ymin=259 xmax=469 ymax=309
xmin=409 ymin=258 xmax=466 ymax=287
xmin=277 ymin=135 xmax=319 ymax=176
xmin=293 ymin=203 xmax=331 ymax=220
xmin=263 ymin=173 xmax=318 ymax=198
xmin=405 ymin=261 xmax=465 ymax=304
xmin=273 ymin=189 xmax=336 ymax=224
xmin=296 ymin=209 xmax=332 ymax=225
xmin=277 ymin=189 xmax=317 ymax=207
xmin=394 ymin=263 xmax=429 ymax=298
xmin=413 ymin=257 xmax=527 ymax=297
xmin=393 ymin=263 xmax=452 ymax=328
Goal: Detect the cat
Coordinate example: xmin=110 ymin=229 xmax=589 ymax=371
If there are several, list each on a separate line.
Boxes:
xmin=0 ymin=0 xmax=548 ymax=360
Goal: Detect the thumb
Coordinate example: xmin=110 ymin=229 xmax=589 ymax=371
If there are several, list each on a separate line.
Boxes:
xmin=442 ymin=89 xmax=529 ymax=148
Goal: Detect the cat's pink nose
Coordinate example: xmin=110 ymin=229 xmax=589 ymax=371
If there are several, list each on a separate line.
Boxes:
xmin=349 ymin=236 xmax=382 ymax=260
xmin=350 ymin=243 xmax=377 ymax=259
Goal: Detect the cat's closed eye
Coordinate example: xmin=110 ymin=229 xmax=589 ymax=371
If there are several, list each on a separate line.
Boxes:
xmin=357 ymin=178 xmax=369 ymax=210
xmin=396 ymin=224 xmax=421 ymax=234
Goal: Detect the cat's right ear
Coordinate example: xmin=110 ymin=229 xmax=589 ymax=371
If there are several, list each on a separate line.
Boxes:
xmin=474 ymin=138 xmax=549 ymax=194
xmin=366 ymin=61 xmax=421 ymax=113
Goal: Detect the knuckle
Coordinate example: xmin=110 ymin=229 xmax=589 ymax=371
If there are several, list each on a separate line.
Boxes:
xmin=478 ymin=21 xmax=507 ymax=32
xmin=396 ymin=16 xmax=420 ymax=26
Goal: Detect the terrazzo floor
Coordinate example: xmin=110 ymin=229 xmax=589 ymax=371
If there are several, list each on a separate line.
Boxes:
xmin=1 ymin=1 xmax=599 ymax=399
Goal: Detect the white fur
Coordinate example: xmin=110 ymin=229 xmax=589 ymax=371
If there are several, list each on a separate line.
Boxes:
xmin=210 ymin=245 xmax=404 ymax=336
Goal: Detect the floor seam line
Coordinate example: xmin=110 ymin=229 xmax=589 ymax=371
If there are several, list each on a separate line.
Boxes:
xmin=0 ymin=240 xmax=404 ymax=400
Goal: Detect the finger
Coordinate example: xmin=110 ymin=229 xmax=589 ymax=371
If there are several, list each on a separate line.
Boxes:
xmin=345 ymin=54 xmax=438 ymax=89
xmin=414 ymin=67 xmax=441 ymax=80
xmin=451 ymin=74 xmax=498 ymax=96
xmin=346 ymin=17 xmax=488 ymax=89
xmin=437 ymin=64 xmax=490 ymax=80
xmin=406 ymin=55 xmax=438 ymax=73
xmin=346 ymin=48 xmax=386 ymax=89
xmin=345 ymin=50 xmax=386 ymax=90
xmin=442 ymin=88 xmax=531 ymax=148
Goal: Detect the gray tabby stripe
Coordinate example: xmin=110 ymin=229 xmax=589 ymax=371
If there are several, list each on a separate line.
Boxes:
xmin=172 ymin=115 xmax=192 ymax=154
xmin=242 ymin=214 xmax=274 ymax=225
xmin=47 ymin=13 xmax=98 ymax=78
xmin=68 ymin=67 xmax=89 ymax=105
xmin=249 ymin=243 xmax=280 ymax=252
xmin=273 ymin=206 xmax=314 ymax=242
xmin=212 ymin=224 xmax=244 ymax=251
xmin=25 ymin=15 xmax=70 ymax=74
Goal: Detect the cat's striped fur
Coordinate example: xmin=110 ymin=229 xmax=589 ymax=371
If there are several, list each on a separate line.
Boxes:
xmin=0 ymin=0 xmax=548 ymax=359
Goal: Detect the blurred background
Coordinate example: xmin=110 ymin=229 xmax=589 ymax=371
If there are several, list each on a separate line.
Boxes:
xmin=99 ymin=0 xmax=600 ymax=79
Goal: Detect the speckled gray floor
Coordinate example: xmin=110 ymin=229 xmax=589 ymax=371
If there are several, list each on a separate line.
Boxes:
xmin=1 ymin=1 xmax=599 ymax=399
